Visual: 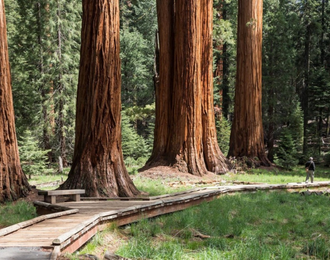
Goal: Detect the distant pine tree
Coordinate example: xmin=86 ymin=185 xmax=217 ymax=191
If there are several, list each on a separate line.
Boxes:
xmin=275 ymin=129 xmax=298 ymax=170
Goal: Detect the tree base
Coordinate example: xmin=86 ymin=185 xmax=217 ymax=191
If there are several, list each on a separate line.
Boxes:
xmin=229 ymin=156 xmax=271 ymax=171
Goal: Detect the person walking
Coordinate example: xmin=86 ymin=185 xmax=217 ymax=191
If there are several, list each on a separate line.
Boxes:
xmin=305 ymin=157 xmax=315 ymax=183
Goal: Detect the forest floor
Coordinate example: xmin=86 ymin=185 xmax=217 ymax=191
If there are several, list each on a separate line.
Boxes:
xmin=138 ymin=165 xmax=225 ymax=180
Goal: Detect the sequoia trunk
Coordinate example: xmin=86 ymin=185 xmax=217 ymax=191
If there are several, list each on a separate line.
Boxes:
xmin=228 ymin=0 xmax=270 ymax=166
xmin=201 ymin=0 xmax=228 ymax=173
xmin=0 ymin=0 xmax=30 ymax=202
xmin=170 ymin=0 xmax=205 ymax=175
xmin=147 ymin=0 xmax=228 ymax=175
xmin=60 ymin=0 xmax=139 ymax=197
xmin=148 ymin=0 xmax=174 ymax=163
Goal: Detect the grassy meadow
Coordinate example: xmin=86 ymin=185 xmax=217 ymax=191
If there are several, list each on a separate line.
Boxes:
xmin=1 ymin=165 xmax=330 ymax=259
xmin=74 ymin=166 xmax=330 ymax=259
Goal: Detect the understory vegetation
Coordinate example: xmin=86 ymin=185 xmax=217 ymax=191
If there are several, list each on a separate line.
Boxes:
xmin=4 ymin=0 xmax=330 ymax=175
xmin=0 ymin=201 xmax=36 ymax=228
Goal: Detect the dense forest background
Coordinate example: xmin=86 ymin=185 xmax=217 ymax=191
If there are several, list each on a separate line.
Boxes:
xmin=4 ymin=0 xmax=330 ymax=175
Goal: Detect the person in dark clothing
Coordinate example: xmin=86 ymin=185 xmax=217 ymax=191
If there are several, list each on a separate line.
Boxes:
xmin=305 ymin=157 xmax=315 ymax=183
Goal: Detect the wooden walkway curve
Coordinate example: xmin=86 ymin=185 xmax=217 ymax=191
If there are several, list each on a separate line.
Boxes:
xmin=1 ymin=181 xmax=330 ymax=260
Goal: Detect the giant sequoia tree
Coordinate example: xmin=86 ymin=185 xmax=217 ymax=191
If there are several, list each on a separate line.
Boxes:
xmin=228 ymin=0 xmax=270 ymax=166
xmin=60 ymin=0 xmax=139 ymax=197
xmin=147 ymin=0 xmax=228 ymax=176
xmin=0 ymin=0 xmax=30 ymax=202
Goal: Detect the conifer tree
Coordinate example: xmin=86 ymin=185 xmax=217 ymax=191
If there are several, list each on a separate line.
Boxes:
xmin=7 ymin=0 xmax=81 ymax=165
xmin=147 ymin=0 xmax=228 ymax=175
xmin=60 ymin=0 xmax=139 ymax=197
xmin=262 ymin=0 xmax=301 ymax=162
xmin=228 ymin=0 xmax=270 ymax=166
xmin=0 ymin=0 xmax=30 ymax=202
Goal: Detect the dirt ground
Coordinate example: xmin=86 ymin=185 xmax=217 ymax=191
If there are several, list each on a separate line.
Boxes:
xmin=137 ymin=165 xmax=224 ymax=181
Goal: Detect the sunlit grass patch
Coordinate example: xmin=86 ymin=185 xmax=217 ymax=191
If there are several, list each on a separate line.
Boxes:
xmin=115 ymin=191 xmax=330 ymax=259
xmin=133 ymin=175 xmax=189 ymax=196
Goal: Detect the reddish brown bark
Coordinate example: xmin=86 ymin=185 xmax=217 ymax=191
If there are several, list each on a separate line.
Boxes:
xmin=60 ymin=0 xmax=139 ymax=197
xmin=228 ymin=0 xmax=270 ymax=166
xmin=201 ymin=0 xmax=228 ymax=173
xmin=0 ymin=0 xmax=30 ymax=202
xmin=147 ymin=0 xmax=228 ymax=175
xmin=149 ymin=0 xmax=174 ymax=163
xmin=170 ymin=0 xmax=205 ymax=175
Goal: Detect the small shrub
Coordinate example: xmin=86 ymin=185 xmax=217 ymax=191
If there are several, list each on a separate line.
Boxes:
xmin=18 ymin=130 xmax=53 ymax=178
xmin=275 ymin=128 xmax=298 ymax=170
xmin=216 ymin=116 xmax=231 ymax=156
xmin=121 ymin=113 xmax=148 ymax=160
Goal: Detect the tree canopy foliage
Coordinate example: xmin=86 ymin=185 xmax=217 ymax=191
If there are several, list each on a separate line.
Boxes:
xmin=3 ymin=0 xmax=330 ymax=180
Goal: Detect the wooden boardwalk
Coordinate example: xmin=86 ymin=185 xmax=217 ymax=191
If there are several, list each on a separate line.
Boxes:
xmin=1 ymin=181 xmax=330 ymax=260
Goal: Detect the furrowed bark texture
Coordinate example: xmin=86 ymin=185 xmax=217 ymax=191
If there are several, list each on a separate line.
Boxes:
xmin=149 ymin=0 xmax=174 ymax=163
xmin=171 ymin=0 xmax=204 ymax=175
xmin=0 ymin=0 xmax=30 ymax=202
xmin=228 ymin=0 xmax=270 ymax=166
xmin=201 ymin=0 xmax=228 ymax=173
xmin=60 ymin=0 xmax=139 ymax=197
xmin=148 ymin=0 xmax=228 ymax=175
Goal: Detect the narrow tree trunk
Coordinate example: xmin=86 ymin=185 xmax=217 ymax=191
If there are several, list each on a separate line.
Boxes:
xmin=37 ymin=2 xmax=54 ymax=162
xmin=214 ymin=1 xmax=230 ymax=119
xmin=266 ymin=43 xmax=275 ymax=163
xmin=60 ymin=0 xmax=139 ymax=197
xmin=0 ymin=0 xmax=30 ymax=202
xmin=321 ymin=0 xmax=325 ymax=65
xmin=213 ymin=2 xmax=224 ymax=110
xmin=57 ymin=0 xmax=67 ymax=167
xmin=267 ymin=89 xmax=275 ymax=162
xmin=148 ymin=0 xmax=174 ymax=164
xmin=302 ymin=23 xmax=311 ymax=154
xmin=228 ymin=0 xmax=270 ymax=166
xmin=201 ymin=0 xmax=228 ymax=173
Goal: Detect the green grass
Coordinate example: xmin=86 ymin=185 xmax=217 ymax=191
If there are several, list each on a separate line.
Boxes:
xmin=1 ymin=165 xmax=330 ymax=259
xmin=221 ymin=165 xmax=330 ymax=185
xmin=132 ymin=165 xmax=330 ymax=196
xmin=115 ymin=191 xmax=330 ymax=259
xmin=133 ymin=175 xmax=190 ymax=196
xmin=0 ymin=201 xmax=37 ymax=228
xmin=28 ymin=173 xmax=68 ymax=187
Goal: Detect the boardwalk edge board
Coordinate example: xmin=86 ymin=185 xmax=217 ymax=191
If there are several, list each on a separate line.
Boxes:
xmin=0 ymin=206 xmax=79 ymax=237
xmin=80 ymin=188 xmax=205 ymax=202
xmin=53 ymin=215 xmax=100 ymax=246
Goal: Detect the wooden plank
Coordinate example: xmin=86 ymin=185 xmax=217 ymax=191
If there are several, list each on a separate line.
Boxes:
xmin=61 ymin=226 xmax=98 ymax=254
xmin=38 ymin=189 xmax=85 ymax=196
xmin=38 ymin=189 xmax=85 ymax=204
xmin=0 ymin=209 xmax=79 ymax=237
xmin=52 ymin=215 xmax=100 ymax=246
xmin=34 ymin=201 xmax=73 ymax=211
